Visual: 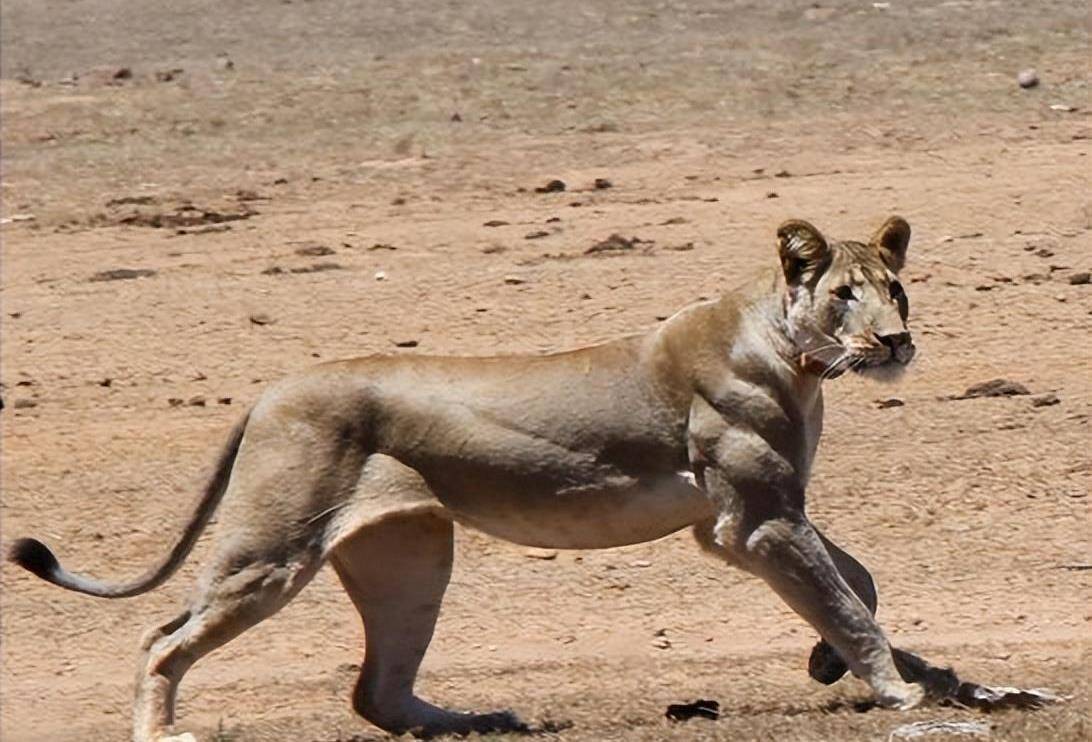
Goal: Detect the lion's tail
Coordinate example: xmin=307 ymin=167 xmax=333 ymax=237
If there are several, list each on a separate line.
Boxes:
xmin=8 ymin=413 xmax=250 ymax=598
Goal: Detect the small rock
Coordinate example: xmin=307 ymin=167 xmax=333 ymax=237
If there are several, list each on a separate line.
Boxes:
xmin=99 ymin=378 xmax=113 ymax=387
xmin=217 ymin=397 xmax=233 ymax=405
xmin=593 ymin=178 xmax=613 ymax=190
xmin=368 ymin=243 xmax=397 ymax=251
xmin=13 ymin=399 xmax=37 ymax=410
xmin=524 ymin=548 xmax=558 ymax=560
xmin=631 ymin=559 xmax=652 ymax=568
xmin=188 ymin=396 xmax=206 ymax=407
xmin=875 ymin=397 xmax=905 ymax=409
xmin=394 ymin=339 xmax=419 ymax=348
xmin=483 ymin=219 xmax=509 ymax=227
xmin=390 ymin=196 xmax=406 ymax=205
xmin=89 ymin=268 xmax=157 ymax=282
xmin=774 ymin=169 xmax=792 ymax=178
xmin=374 ymin=271 xmax=388 ymax=281
xmin=450 ymin=112 xmax=462 ymax=122
xmin=949 ymin=379 xmax=1030 ymax=400
xmin=651 ymin=636 xmax=672 ymax=650
xmin=534 ymin=179 xmax=566 ymax=194
xmin=1049 ymin=103 xmax=1077 ymax=112
xmin=1017 ymin=69 xmax=1039 ymax=89
xmin=294 ymin=245 xmax=336 ymax=257
xmin=249 ymin=313 xmax=274 ymax=326
xmin=525 ymin=230 xmax=550 ymax=240
xmin=586 ymin=233 xmax=652 ymax=255
xmin=766 ymin=191 xmax=779 ymax=199
xmin=1031 ymin=393 xmax=1060 ymax=408
xmin=503 ymin=275 xmax=526 ymax=285
xmin=665 ymin=699 xmax=719 ymax=722
xmin=1067 ymin=271 xmax=1090 ymax=285
xmin=1035 ymin=248 xmax=1055 ymax=258
xmin=289 ymin=262 xmax=343 ymax=274
xmin=168 ymin=398 xmax=184 ymax=407
xmin=215 ymin=54 xmax=235 ymax=71
xmin=155 ymin=68 xmax=184 ymax=82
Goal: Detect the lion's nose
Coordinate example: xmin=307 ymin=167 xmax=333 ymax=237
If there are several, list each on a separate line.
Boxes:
xmin=876 ymin=332 xmax=915 ymax=363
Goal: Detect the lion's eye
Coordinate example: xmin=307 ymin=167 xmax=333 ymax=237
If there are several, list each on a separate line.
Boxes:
xmin=891 ymin=280 xmax=909 ymax=319
xmin=832 ymin=285 xmax=855 ymax=301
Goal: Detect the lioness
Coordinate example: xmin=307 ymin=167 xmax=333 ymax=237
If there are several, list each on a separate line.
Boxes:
xmin=13 ymin=216 xmax=940 ymax=740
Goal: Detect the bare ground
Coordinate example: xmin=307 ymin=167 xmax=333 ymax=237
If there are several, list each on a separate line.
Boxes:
xmin=1 ymin=2 xmax=1090 ymax=740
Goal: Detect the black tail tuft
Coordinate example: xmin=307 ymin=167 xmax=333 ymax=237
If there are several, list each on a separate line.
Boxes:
xmin=8 ymin=538 xmax=60 ymax=580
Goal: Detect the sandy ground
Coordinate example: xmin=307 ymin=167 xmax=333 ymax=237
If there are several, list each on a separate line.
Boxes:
xmin=2 ymin=1 xmax=1090 ymax=740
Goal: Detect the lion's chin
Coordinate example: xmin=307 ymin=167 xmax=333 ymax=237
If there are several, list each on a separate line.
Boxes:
xmin=854 ymin=360 xmax=910 ymax=383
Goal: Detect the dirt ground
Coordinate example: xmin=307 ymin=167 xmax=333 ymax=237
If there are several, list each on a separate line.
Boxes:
xmin=1 ymin=1 xmax=1089 ymax=740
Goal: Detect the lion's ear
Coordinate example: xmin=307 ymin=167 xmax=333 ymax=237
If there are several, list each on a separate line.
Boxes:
xmin=777 ymin=219 xmax=830 ymax=285
xmin=871 ymin=216 xmax=910 ymax=273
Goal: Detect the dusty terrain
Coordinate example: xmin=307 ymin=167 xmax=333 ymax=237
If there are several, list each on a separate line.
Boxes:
xmin=2 ymin=1 xmax=1089 ymax=740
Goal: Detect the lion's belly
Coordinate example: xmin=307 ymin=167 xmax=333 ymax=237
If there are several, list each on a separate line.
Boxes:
xmin=439 ymin=472 xmax=714 ymax=549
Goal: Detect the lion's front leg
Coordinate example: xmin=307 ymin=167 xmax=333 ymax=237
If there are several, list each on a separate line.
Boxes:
xmin=696 ymin=469 xmax=923 ymax=709
xmin=807 ymin=529 xmax=878 ymax=685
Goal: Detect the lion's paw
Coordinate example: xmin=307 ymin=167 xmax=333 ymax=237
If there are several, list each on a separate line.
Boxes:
xmin=878 ymin=681 xmax=926 ymax=711
xmin=156 ymin=733 xmax=198 ymax=742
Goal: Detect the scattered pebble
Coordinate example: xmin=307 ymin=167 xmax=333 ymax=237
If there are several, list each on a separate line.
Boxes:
xmin=483 ymin=220 xmax=509 ymax=227
xmin=525 ymin=230 xmax=550 ymax=240
xmin=394 ymin=339 xmax=419 ymax=348
xmin=1017 ymin=69 xmax=1039 ymax=89
xmin=218 ymin=397 xmax=233 ymax=405
xmin=1068 ymin=271 xmax=1090 ymax=285
xmin=503 ymin=275 xmax=526 ymax=285
xmin=651 ymin=636 xmax=672 ymax=650
xmin=215 ymin=53 xmax=235 ymax=72
xmin=665 ymin=699 xmax=719 ymax=722
xmin=593 ymin=178 xmax=613 ymax=190
xmin=534 ymin=179 xmax=566 ymax=194
xmin=374 ymin=270 xmax=387 ymax=281
xmin=13 ymin=399 xmax=37 ymax=410
xmin=89 ymin=268 xmax=157 ymax=282
xmin=524 ymin=548 xmax=558 ymax=560
xmin=766 ymin=191 xmax=779 ymax=199
xmin=631 ymin=559 xmax=652 ymax=568
xmin=249 ymin=313 xmax=274 ymax=326
xmin=1031 ymin=393 xmax=1060 ymax=408
xmin=585 ymin=233 xmax=652 ymax=255
xmin=948 ymin=379 xmax=1030 ymax=400
xmin=188 ymin=396 xmax=206 ymax=407
xmin=294 ymin=245 xmax=336 ymax=257
xmin=1049 ymin=103 xmax=1076 ymax=112
xmin=875 ymin=397 xmax=905 ymax=409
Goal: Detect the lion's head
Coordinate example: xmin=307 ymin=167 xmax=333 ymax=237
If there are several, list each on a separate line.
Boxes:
xmin=776 ymin=216 xmax=914 ymax=381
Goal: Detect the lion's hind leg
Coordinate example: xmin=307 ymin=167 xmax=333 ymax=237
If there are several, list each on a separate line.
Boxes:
xmin=133 ymin=547 xmax=323 ymax=742
xmin=331 ymin=510 xmax=527 ymax=738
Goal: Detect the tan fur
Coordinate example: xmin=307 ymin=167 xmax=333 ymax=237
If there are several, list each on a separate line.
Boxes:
xmin=13 ymin=216 xmax=947 ymax=741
